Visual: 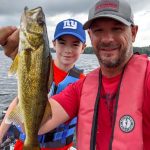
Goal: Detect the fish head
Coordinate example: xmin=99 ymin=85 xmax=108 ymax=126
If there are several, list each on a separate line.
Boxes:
xmin=19 ymin=7 xmax=46 ymax=52
xmin=22 ymin=6 xmax=45 ymax=34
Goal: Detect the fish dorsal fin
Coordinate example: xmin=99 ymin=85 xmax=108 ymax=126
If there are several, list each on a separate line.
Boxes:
xmin=8 ymin=54 xmax=19 ymax=76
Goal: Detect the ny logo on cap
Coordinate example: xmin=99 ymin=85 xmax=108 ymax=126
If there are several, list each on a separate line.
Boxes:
xmin=63 ymin=20 xmax=77 ymax=29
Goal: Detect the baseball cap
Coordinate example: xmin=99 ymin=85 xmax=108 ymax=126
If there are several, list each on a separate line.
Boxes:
xmin=83 ymin=0 xmax=134 ymax=29
xmin=53 ymin=19 xmax=86 ymax=43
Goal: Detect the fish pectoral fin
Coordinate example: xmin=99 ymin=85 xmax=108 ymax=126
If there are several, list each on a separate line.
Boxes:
xmin=40 ymin=101 xmax=52 ymax=125
xmin=8 ymin=54 xmax=19 ymax=76
xmin=5 ymin=105 xmax=24 ymax=126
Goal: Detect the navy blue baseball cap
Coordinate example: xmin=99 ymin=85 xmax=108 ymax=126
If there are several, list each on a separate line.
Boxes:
xmin=53 ymin=19 xmax=86 ymax=43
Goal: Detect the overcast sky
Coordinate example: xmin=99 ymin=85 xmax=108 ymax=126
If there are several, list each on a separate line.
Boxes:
xmin=0 ymin=0 xmax=150 ymax=47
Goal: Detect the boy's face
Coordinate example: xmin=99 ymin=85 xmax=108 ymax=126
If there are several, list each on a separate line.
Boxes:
xmin=53 ymin=35 xmax=86 ymax=69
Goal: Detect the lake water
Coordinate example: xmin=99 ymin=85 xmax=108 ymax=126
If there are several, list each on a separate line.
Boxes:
xmin=0 ymin=51 xmax=99 ymax=119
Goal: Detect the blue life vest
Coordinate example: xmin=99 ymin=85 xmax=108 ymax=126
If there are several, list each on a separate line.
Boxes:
xmin=17 ymin=66 xmax=83 ymax=148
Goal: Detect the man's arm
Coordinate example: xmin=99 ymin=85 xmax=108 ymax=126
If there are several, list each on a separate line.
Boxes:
xmin=0 ymin=97 xmax=18 ymax=144
xmin=0 ymin=26 xmax=19 ymax=60
xmin=38 ymin=98 xmax=70 ymax=135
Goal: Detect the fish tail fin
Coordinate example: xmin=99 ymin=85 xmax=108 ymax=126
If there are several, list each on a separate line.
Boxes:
xmin=8 ymin=54 xmax=19 ymax=76
xmin=5 ymin=105 xmax=23 ymax=126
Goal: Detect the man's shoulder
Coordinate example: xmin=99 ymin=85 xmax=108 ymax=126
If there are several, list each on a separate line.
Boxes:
xmin=146 ymin=57 xmax=150 ymax=73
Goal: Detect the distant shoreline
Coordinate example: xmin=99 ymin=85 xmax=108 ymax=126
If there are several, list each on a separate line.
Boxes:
xmin=0 ymin=46 xmax=150 ymax=56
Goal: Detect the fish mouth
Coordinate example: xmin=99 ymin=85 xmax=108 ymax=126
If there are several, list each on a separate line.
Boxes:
xmin=24 ymin=6 xmax=42 ymax=14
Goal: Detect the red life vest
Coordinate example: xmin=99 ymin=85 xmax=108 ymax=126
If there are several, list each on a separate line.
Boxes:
xmin=77 ymin=55 xmax=148 ymax=150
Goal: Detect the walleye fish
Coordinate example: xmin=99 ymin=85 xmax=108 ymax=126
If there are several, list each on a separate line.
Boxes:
xmin=6 ymin=7 xmax=53 ymax=150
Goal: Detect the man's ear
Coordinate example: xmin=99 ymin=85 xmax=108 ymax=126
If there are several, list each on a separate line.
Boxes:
xmin=88 ymin=29 xmax=92 ymax=41
xmin=81 ymin=43 xmax=87 ymax=54
xmin=88 ymin=29 xmax=95 ymax=45
xmin=131 ymin=25 xmax=138 ymax=42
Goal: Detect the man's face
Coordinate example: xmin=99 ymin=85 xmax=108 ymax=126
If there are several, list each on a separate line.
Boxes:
xmin=88 ymin=18 xmax=138 ymax=68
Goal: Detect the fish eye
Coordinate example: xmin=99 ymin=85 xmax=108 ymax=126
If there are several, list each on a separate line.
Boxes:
xmin=37 ymin=16 xmax=44 ymax=25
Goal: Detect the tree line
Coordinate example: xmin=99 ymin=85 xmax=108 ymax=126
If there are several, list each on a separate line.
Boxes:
xmin=1 ymin=46 xmax=150 ymax=56
xmin=51 ymin=46 xmax=150 ymax=56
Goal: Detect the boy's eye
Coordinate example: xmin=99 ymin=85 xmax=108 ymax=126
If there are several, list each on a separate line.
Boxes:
xmin=73 ymin=43 xmax=80 ymax=47
xmin=58 ymin=41 xmax=65 ymax=44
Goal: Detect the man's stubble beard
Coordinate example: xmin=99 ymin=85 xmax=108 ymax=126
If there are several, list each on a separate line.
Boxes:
xmin=95 ymin=46 xmax=133 ymax=68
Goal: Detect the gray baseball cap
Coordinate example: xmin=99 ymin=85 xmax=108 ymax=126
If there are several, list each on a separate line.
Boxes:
xmin=83 ymin=0 xmax=134 ymax=29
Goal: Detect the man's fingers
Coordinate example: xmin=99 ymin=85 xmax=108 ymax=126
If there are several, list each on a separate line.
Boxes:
xmin=0 ymin=26 xmax=17 ymax=46
xmin=3 ymin=29 xmax=19 ymax=59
